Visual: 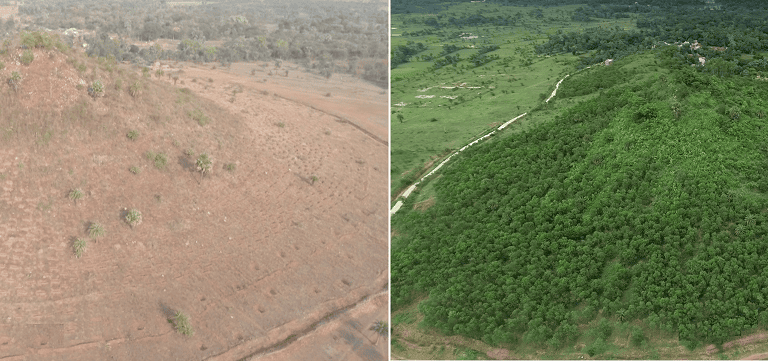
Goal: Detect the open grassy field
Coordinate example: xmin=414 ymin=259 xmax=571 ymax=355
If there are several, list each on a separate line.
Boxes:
xmin=390 ymin=3 xmax=640 ymax=198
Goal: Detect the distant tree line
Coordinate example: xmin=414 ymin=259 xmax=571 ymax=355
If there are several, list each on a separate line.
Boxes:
xmin=392 ymin=41 xmax=428 ymax=69
xmin=535 ymin=4 xmax=768 ymax=70
xmin=18 ymin=0 xmax=387 ymax=84
xmin=393 ymin=0 xmax=768 ymax=15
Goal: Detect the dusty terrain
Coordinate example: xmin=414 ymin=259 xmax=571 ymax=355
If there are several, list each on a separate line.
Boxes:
xmin=0 ymin=5 xmax=18 ymax=19
xmin=162 ymin=60 xmax=388 ymax=146
xmin=0 ymin=44 xmax=388 ymax=361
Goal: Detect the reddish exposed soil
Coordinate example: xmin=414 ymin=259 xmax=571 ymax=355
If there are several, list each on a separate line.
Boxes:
xmin=0 ymin=47 xmax=387 ymax=361
xmin=0 ymin=5 xmax=18 ymax=19
xmin=742 ymin=352 xmax=768 ymax=360
xmin=162 ymin=60 xmax=388 ymax=146
xmin=706 ymin=333 xmax=768 ymax=355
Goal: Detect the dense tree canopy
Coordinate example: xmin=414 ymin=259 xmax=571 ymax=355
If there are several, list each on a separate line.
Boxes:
xmin=17 ymin=0 xmax=388 ymax=84
xmin=392 ymin=48 xmax=768 ymax=348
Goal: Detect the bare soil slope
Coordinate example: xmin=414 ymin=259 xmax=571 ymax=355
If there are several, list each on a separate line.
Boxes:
xmin=0 ymin=43 xmax=387 ymax=361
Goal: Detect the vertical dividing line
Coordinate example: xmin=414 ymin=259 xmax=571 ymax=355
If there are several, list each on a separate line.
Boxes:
xmin=387 ymin=0 xmax=393 ymax=359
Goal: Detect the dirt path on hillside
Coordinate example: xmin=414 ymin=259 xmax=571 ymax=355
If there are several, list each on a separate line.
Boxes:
xmin=742 ymin=352 xmax=768 ymax=360
xmin=390 ymin=64 xmax=591 ymax=214
xmin=706 ymin=332 xmax=768 ymax=355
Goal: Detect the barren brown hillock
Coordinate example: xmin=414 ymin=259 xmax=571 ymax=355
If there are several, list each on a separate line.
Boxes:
xmin=0 ymin=31 xmax=387 ymax=361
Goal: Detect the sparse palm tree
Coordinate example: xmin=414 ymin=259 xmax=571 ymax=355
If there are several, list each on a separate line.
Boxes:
xmin=196 ymin=153 xmax=213 ymax=181
xmin=369 ymin=320 xmax=388 ymax=345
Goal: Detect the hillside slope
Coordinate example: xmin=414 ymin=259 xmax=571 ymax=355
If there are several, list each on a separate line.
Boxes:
xmin=0 ymin=32 xmax=387 ymax=361
xmin=392 ymin=49 xmax=768 ymax=359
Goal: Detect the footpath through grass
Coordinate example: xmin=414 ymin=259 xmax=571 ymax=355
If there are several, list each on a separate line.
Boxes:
xmin=390 ymin=3 xmax=639 ymax=198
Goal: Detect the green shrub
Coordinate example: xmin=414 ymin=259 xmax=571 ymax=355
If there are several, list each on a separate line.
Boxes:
xmin=88 ymin=222 xmax=105 ymax=238
xmin=130 ymin=166 xmax=141 ymax=174
xmin=224 ymin=163 xmax=236 ymax=172
xmin=55 ymin=40 xmax=69 ymax=53
xmin=127 ymin=130 xmax=139 ymax=140
xmin=115 ymin=78 xmax=123 ymax=90
xmin=88 ymin=80 xmax=104 ymax=98
xmin=189 ymin=109 xmax=210 ymax=126
xmin=68 ymin=188 xmax=84 ymax=203
xmin=155 ymin=69 xmax=164 ymax=77
xmin=0 ymin=61 xmax=4 ymax=71
xmin=630 ymin=326 xmax=646 ymax=347
xmin=8 ymin=71 xmax=21 ymax=92
xmin=370 ymin=320 xmax=388 ymax=337
xmin=129 ymin=81 xmax=141 ymax=97
xmin=594 ymin=319 xmax=613 ymax=340
xmin=196 ymin=153 xmax=213 ymax=176
xmin=172 ymin=311 xmax=194 ymax=336
xmin=21 ymin=31 xmax=55 ymax=49
xmin=73 ymin=238 xmax=87 ymax=258
xmin=125 ymin=209 xmax=142 ymax=228
xmin=585 ymin=338 xmax=608 ymax=357
xmin=153 ymin=152 xmax=168 ymax=169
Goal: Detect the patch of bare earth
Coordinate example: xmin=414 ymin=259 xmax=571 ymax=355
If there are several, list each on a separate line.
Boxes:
xmin=4 ymin=48 xmax=84 ymax=112
xmin=0 ymin=5 xmax=18 ymax=19
xmin=0 ymin=46 xmax=387 ymax=361
xmin=706 ymin=332 xmax=768 ymax=354
xmin=742 ymin=352 xmax=768 ymax=360
xmin=158 ymin=60 xmax=388 ymax=146
xmin=486 ymin=348 xmax=510 ymax=359
xmin=248 ymin=291 xmax=388 ymax=361
xmin=413 ymin=197 xmax=435 ymax=212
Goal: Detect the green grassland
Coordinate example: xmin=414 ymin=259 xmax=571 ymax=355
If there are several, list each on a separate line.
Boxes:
xmin=391 ymin=3 xmax=639 ymax=197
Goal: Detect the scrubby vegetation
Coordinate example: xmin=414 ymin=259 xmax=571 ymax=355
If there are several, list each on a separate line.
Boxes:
xmin=196 ymin=153 xmax=212 ymax=179
xmin=125 ymin=209 xmax=142 ymax=228
xmin=88 ymin=222 xmax=105 ymax=238
xmin=20 ymin=49 xmax=33 ymax=65
xmin=7 ymin=71 xmax=21 ymax=92
xmin=68 ymin=188 xmax=83 ymax=203
xmin=171 ymin=311 xmax=194 ymax=337
xmin=88 ymin=80 xmax=104 ymax=98
xmin=72 ymin=238 xmax=87 ymax=258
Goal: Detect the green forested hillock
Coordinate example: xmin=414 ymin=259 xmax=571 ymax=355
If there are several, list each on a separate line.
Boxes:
xmin=392 ymin=49 xmax=768 ymax=351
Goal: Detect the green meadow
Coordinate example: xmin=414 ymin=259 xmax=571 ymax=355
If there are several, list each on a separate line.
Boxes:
xmin=391 ymin=3 xmax=638 ymax=197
